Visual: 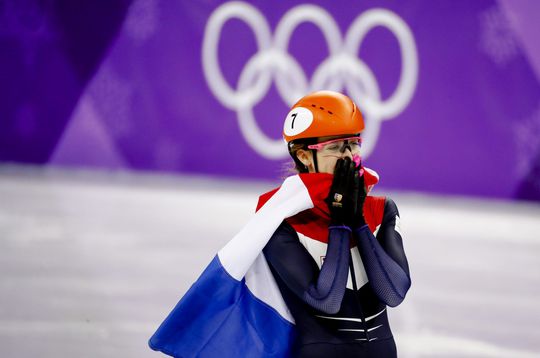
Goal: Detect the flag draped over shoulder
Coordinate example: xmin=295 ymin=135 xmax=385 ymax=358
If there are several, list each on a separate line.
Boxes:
xmin=149 ymin=170 xmax=380 ymax=358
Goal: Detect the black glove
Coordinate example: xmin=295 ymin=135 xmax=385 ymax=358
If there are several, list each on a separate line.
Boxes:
xmin=354 ymin=169 xmax=367 ymax=228
xmin=326 ymin=157 xmax=358 ymax=227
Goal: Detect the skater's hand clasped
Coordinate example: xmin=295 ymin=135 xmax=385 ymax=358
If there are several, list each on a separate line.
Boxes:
xmin=326 ymin=157 xmax=358 ymax=227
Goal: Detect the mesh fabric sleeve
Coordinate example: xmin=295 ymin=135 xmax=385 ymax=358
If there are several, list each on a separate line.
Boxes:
xmin=354 ymin=197 xmax=411 ymax=307
xmin=263 ymin=221 xmax=351 ymax=314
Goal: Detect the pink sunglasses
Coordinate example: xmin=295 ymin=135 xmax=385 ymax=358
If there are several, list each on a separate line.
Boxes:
xmin=307 ymin=136 xmax=362 ymax=151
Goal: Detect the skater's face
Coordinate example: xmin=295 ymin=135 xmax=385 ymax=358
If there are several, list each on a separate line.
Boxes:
xmin=296 ymin=135 xmax=360 ymax=174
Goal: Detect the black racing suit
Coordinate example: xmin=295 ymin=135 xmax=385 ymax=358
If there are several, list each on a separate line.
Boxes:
xmin=263 ymin=198 xmax=411 ymax=357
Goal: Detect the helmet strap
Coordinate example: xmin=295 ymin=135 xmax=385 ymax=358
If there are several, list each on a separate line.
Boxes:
xmin=311 ymin=149 xmax=319 ymax=173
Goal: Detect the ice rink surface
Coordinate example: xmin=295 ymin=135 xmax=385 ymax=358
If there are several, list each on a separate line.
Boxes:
xmin=1 ymin=166 xmax=539 ymax=358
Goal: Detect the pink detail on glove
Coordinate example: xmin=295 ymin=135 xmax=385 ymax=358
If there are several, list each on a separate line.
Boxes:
xmin=352 ymin=154 xmax=362 ymax=168
xmin=352 ymin=154 xmax=364 ymax=176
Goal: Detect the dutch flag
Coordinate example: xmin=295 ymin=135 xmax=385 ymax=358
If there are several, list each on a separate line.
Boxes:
xmin=149 ymin=175 xmax=315 ymax=357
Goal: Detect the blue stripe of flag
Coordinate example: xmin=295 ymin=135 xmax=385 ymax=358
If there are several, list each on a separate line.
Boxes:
xmin=149 ymin=255 xmax=295 ymax=357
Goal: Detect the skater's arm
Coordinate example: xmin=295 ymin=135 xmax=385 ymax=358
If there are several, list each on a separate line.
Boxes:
xmin=354 ymin=198 xmax=411 ymax=307
xmin=263 ymin=221 xmax=350 ymax=314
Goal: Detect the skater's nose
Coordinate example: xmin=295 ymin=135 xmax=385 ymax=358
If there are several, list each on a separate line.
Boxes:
xmin=340 ymin=146 xmax=354 ymax=160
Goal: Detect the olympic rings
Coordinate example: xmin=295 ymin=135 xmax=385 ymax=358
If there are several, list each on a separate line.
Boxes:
xmin=202 ymin=2 xmax=418 ymax=159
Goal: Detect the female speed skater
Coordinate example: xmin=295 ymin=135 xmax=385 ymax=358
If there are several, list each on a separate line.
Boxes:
xmin=149 ymin=90 xmax=411 ymax=358
xmin=259 ymin=90 xmax=412 ymax=357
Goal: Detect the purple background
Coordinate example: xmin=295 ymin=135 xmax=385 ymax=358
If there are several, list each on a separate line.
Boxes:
xmin=1 ymin=0 xmax=540 ymax=201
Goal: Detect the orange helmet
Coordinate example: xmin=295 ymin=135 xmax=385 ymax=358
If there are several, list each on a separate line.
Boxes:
xmin=283 ymin=91 xmax=365 ymax=143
